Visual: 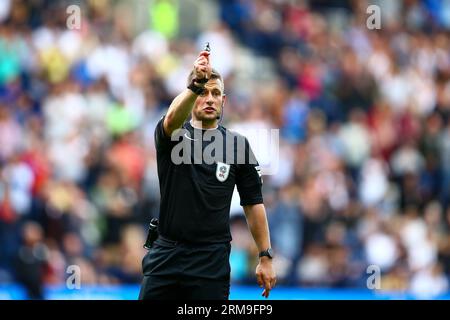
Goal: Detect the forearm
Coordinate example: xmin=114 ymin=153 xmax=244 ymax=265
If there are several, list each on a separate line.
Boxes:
xmin=164 ymin=89 xmax=198 ymax=136
xmin=244 ymin=203 xmax=276 ymax=298
xmin=164 ymin=50 xmax=210 ymax=136
xmin=243 ymin=203 xmax=271 ymax=252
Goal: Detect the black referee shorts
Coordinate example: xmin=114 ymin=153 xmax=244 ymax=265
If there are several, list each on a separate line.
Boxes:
xmin=139 ymin=236 xmax=231 ymax=300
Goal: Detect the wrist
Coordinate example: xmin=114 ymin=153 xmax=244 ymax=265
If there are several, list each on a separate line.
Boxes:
xmin=258 ymin=248 xmax=273 ymax=260
xmin=187 ymin=78 xmax=206 ymax=95
xmin=259 ymin=256 xmax=272 ymax=263
xmin=195 ymin=76 xmax=209 ymax=85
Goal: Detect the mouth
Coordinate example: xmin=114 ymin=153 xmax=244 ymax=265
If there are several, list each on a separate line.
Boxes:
xmin=203 ymin=106 xmax=216 ymax=113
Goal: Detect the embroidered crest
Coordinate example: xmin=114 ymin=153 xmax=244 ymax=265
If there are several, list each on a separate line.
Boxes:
xmin=216 ymin=162 xmax=230 ymax=182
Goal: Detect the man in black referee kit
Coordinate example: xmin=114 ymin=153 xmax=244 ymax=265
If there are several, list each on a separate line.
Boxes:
xmin=139 ymin=44 xmax=276 ymax=300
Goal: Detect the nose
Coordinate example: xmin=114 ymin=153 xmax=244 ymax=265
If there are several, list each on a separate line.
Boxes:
xmin=205 ymin=92 xmax=215 ymax=105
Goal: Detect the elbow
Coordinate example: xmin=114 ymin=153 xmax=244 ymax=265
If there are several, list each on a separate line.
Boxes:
xmin=243 ymin=203 xmax=263 ymax=211
xmin=163 ymin=112 xmax=177 ymax=136
xmin=243 ymin=203 xmax=258 ymax=215
xmin=243 ymin=203 xmax=266 ymax=219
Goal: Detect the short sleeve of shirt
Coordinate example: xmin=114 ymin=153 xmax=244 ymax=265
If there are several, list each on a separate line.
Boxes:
xmin=236 ymin=138 xmax=263 ymax=206
xmin=154 ymin=115 xmax=172 ymax=152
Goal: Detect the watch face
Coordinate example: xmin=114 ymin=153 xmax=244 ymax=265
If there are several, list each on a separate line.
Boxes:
xmin=259 ymin=248 xmax=274 ymax=259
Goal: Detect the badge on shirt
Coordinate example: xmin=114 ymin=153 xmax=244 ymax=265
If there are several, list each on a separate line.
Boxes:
xmin=216 ymin=162 xmax=230 ymax=182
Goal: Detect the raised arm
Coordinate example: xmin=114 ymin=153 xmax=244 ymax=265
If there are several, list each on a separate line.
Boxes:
xmin=163 ymin=51 xmax=211 ymax=136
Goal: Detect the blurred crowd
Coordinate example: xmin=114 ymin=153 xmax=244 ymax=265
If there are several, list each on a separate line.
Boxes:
xmin=1 ymin=0 xmax=450 ymax=299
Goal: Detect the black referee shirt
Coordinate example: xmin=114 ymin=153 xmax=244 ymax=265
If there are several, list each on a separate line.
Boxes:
xmin=154 ymin=116 xmax=263 ymax=244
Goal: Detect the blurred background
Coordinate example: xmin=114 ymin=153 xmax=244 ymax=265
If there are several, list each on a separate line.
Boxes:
xmin=1 ymin=0 xmax=450 ymax=300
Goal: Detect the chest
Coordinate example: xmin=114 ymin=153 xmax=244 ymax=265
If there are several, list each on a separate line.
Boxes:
xmin=173 ymin=161 xmax=236 ymax=190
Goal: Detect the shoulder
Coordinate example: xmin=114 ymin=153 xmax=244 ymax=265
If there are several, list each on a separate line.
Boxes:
xmin=220 ymin=126 xmax=248 ymax=142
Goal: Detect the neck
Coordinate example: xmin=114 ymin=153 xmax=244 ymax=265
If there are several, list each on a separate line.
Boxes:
xmin=190 ymin=119 xmax=218 ymax=130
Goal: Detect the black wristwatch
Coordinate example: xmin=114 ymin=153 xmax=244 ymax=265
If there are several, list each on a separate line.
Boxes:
xmin=259 ymin=248 xmax=273 ymax=259
xmin=187 ymin=77 xmax=208 ymax=95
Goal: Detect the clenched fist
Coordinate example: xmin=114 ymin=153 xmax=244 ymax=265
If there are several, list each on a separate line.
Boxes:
xmin=193 ymin=50 xmax=212 ymax=81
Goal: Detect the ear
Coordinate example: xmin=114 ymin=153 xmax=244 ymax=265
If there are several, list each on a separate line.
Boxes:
xmin=222 ymin=94 xmax=227 ymax=108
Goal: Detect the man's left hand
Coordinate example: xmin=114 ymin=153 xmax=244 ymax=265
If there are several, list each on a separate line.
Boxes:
xmin=255 ymin=258 xmax=277 ymax=298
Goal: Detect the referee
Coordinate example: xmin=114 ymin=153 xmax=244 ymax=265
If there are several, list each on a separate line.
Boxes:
xmin=139 ymin=47 xmax=276 ymax=300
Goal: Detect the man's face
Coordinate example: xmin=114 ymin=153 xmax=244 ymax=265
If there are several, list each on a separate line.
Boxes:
xmin=192 ymin=78 xmax=225 ymax=124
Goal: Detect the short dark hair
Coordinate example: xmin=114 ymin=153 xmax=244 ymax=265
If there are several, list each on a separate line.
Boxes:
xmin=187 ymin=68 xmax=224 ymax=92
